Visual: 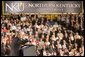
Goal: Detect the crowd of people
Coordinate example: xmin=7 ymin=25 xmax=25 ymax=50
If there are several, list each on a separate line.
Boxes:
xmin=1 ymin=13 xmax=84 ymax=56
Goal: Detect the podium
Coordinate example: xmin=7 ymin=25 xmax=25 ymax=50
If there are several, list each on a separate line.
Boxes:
xmin=21 ymin=45 xmax=36 ymax=56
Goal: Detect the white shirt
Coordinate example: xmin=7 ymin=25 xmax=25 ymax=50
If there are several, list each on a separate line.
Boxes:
xmin=39 ymin=25 xmax=44 ymax=28
xmin=21 ymin=17 xmax=26 ymax=21
xmin=45 ymin=42 xmax=50 ymax=46
xmin=36 ymin=25 xmax=40 ymax=28
xmin=12 ymin=26 xmax=17 ymax=30
xmin=2 ymin=39 xmax=6 ymax=45
xmin=6 ymin=20 xmax=8 ymax=23
xmin=43 ymin=50 xmax=47 ymax=56
xmin=16 ymin=28 xmax=19 ymax=32
xmin=53 ymin=25 xmax=58 ymax=28
xmin=63 ymin=43 xmax=67 ymax=49
xmin=32 ymin=42 xmax=36 ymax=46
xmin=71 ymin=36 xmax=74 ymax=41
xmin=49 ymin=27 xmax=53 ymax=31
xmin=56 ymin=37 xmax=62 ymax=40
xmin=24 ymin=36 xmax=28 ymax=39
xmin=27 ymin=28 xmax=30 ymax=31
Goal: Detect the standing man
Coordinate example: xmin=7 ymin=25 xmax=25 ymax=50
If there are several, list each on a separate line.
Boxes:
xmin=10 ymin=34 xmax=28 ymax=56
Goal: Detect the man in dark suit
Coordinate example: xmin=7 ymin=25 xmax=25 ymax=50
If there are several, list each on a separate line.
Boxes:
xmin=10 ymin=34 xmax=28 ymax=56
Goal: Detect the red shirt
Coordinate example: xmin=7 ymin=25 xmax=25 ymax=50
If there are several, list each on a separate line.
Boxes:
xmin=35 ymin=41 xmax=38 ymax=45
xmin=3 ymin=29 xmax=8 ymax=33
xmin=8 ymin=38 xmax=12 ymax=44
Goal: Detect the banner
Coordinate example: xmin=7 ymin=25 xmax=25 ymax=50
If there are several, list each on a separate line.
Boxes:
xmin=3 ymin=1 xmax=82 ymax=14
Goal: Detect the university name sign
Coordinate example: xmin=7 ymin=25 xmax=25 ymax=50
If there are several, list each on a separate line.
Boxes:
xmin=3 ymin=1 xmax=83 ymax=14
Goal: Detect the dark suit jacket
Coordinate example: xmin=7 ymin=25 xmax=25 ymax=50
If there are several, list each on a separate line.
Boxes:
xmin=10 ymin=37 xmax=28 ymax=56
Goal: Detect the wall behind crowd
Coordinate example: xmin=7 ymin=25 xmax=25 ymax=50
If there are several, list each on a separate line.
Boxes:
xmin=2 ymin=13 xmax=83 ymax=20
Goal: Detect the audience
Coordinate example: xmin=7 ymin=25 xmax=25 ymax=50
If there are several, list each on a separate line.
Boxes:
xmin=1 ymin=13 xmax=84 ymax=56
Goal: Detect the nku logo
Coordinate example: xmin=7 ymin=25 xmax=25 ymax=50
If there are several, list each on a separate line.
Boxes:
xmin=5 ymin=2 xmax=24 ymax=12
